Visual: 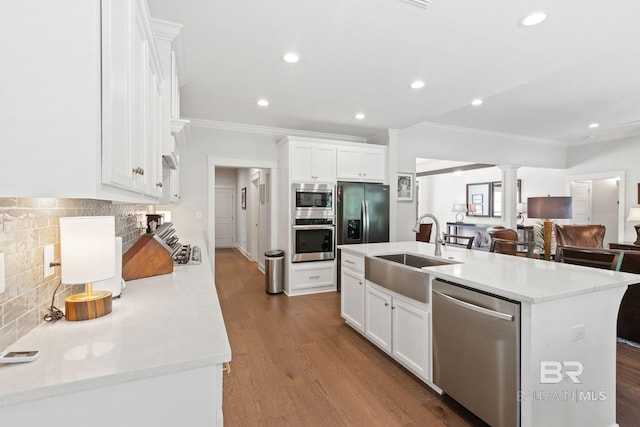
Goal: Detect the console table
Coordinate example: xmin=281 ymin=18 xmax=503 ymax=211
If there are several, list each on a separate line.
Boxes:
xmin=446 ymin=222 xmax=534 ymax=249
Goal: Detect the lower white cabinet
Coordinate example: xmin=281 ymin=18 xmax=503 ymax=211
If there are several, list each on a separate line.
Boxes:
xmin=364 ymin=283 xmax=431 ymax=381
xmin=289 ymin=261 xmax=335 ymax=295
xmin=341 ymin=268 xmax=365 ymax=332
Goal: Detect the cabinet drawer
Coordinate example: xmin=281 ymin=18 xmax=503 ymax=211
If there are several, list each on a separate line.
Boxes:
xmin=291 ymin=265 xmax=335 ymax=290
xmin=342 ymin=252 xmax=364 ymax=273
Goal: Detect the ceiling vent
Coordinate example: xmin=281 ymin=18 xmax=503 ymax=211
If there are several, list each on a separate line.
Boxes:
xmin=399 ymin=0 xmax=435 ymax=8
xmin=617 ymin=119 xmax=640 ymax=126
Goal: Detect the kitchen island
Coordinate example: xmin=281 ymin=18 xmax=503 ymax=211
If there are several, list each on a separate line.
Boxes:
xmin=0 ymin=234 xmax=231 ymax=426
xmin=339 ymin=241 xmax=640 ymax=427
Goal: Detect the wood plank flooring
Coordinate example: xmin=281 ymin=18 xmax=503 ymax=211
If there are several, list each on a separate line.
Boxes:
xmin=215 ymin=248 xmax=640 ymax=426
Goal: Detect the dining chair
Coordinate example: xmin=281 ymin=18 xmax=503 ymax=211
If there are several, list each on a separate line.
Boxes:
xmin=489 ymin=238 xmax=535 ymax=258
xmin=415 ymin=223 xmax=433 ymax=243
xmin=442 ymin=232 xmax=474 ymax=249
xmin=555 ymin=246 xmax=624 ymax=271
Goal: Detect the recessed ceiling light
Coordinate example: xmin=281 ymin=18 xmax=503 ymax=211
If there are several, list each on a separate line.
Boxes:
xmin=471 ymin=99 xmax=483 ymax=107
xmin=588 ymin=122 xmax=600 ymax=128
xmin=355 ymin=113 xmax=366 ymax=120
xmin=519 ymin=11 xmax=547 ymax=27
xmin=283 ymin=52 xmax=299 ymax=63
xmin=410 ymin=80 xmax=425 ymax=89
xmin=257 ymin=99 xmax=269 ymax=107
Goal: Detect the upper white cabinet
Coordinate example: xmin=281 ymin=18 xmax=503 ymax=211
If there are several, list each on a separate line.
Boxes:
xmin=291 ymin=143 xmax=336 ymax=183
xmin=102 ymin=0 xmax=163 ymax=198
xmin=0 ymin=0 xmax=168 ymax=202
xmin=337 ymin=145 xmax=386 ymax=182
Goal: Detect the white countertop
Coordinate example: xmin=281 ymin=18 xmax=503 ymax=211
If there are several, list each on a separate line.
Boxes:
xmin=339 ymin=241 xmax=640 ymax=303
xmin=0 ymin=234 xmax=231 ymax=408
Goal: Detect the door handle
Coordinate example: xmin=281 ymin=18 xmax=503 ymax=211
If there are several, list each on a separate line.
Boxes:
xmin=433 ymin=290 xmax=514 ymax=321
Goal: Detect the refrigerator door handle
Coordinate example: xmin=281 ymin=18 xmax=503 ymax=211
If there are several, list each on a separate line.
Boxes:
xmin=363 ymin=200 xmax=369 ymax=243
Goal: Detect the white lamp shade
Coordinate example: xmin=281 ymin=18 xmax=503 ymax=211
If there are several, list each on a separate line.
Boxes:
xmin=628 ymin=207 xmax=640 ymax=222
xmin=452 ymin=204 xmax=467 ymax=213
xmin=60 ymin=216 xmax=116 ymax=284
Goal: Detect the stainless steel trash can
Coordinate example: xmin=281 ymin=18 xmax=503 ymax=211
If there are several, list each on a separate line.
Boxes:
xmin=264 ymin=250 xmax=284 ymax=294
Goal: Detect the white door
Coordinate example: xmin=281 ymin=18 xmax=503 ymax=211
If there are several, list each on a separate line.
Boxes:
xmin=571 ymin=181 xmax=592 ymax=224
xmin=250 ymin=174 xmax=260 ymax=261
xmin=215 ymin=187 xmax=234 ymax=248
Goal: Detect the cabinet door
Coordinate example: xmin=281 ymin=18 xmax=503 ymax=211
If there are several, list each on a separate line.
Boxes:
xmin=336 ymin=147 xmax=363 ymax=180
xmin=291 ymin=145 xmax=314 ymax=182
xmin=392 ymin=298 xmax=430 ymax=380
xmin=362 ymin=149 xmax=386 ymax=182
xmin=312 ymin=146 xmax=336 ymax=182
xmin=365 ymin=285 xmax=392 ymax=353
xmin=341 ymin=269 xmax=365 ymax=332
xmin=101 ymin=0 xmax=135 ymax=190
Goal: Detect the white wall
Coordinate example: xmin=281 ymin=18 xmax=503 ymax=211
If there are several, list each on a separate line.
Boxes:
xmin=567 ymin=136 xmax=640 ymax=242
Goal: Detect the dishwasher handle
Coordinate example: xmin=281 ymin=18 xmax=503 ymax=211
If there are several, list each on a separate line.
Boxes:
xmin=433 ymin=290 xmax=514 ymax=322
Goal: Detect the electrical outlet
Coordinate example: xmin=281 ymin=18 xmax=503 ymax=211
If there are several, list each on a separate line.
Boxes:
xmin=0 ymin=252 xmax=5 ymax=293
xmin=43 ymin=244 xmax=55 ymax=278
xmin=571 ymin=324 xmax=586 ymax=341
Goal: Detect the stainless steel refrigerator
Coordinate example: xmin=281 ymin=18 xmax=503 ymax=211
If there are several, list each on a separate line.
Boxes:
xmin=336 ymin=182 xmax=390 ymax=289
xmin=337 ymin=182 xmax=390 ymax=245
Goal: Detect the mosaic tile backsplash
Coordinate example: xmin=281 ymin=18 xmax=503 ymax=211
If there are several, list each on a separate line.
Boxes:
xmin=0 ymin=198 xmax=143 ymax=351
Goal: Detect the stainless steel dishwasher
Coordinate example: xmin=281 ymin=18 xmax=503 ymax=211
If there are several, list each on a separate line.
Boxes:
xmin=432 ymin=279 xmax=520 ymax=427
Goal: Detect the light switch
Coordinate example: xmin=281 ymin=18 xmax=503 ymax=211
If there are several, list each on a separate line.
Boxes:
xmin=0 ymin=252 xmax=5 ymax=293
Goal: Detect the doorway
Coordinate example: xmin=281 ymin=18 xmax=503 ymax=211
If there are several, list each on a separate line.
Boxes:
xmin=215 ymin=186 xmax=234 ymax=248
xmin=569 ymin=170 xmax=626 ymax=245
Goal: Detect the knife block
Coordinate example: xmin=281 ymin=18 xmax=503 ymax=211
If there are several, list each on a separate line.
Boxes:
xmin=122 ymin=234 xmax=174 ymax=281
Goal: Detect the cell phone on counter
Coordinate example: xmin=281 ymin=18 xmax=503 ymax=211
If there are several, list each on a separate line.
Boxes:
xmin=0 ymin=350 xmax=40 ymax=363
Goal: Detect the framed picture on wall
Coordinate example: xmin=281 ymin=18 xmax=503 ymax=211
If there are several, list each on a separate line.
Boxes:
xmin=397 ymin=172 xmax=414 ymax=202
xmin=241 ymin=187 xmax=246 ymax=209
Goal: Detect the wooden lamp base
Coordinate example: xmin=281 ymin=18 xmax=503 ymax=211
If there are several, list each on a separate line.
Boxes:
xmin=65 ymin=283 xmax=112 ymax=321
xmin=543 ymin=219 xmax=553 ymax=261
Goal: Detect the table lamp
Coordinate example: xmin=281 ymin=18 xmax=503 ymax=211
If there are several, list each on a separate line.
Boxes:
xmin=527 ymin=196 xmax=572 ymax=261
xmin=60 ymin=216 xmax=116 ymax=321
xmin=452 ymin=204 xmax=467 ymax=222
xmin=517 ymin=202 xmax=527 ymax=224
xmin=627 ymin=207 xmax=640 ymax=245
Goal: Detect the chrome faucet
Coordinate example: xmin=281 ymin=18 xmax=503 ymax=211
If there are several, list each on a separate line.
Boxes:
xmin=412 ymin=213 xmax=442 ymax=256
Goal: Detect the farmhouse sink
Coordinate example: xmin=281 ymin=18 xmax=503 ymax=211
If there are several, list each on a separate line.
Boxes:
xmin=364 ymin=252 xmax=459 ymax=303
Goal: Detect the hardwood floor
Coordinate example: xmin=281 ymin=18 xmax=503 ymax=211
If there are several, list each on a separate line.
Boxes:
xmin=215 ymin=248 xmax=640 ymax=426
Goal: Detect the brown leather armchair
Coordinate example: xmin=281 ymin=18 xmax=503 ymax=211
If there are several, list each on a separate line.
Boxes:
xmin=554 ymin=224 xmax=605 ymax=249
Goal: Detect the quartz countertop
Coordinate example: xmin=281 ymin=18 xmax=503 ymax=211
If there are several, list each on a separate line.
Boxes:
xmin=339 ymin=241 xmax=640 ymax=303
xmin=0 ymin=233 xmax=231 ymax=408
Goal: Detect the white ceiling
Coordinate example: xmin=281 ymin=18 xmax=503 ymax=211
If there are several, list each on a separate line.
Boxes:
xmin=147 ymin=0 xmax=640 ymax=145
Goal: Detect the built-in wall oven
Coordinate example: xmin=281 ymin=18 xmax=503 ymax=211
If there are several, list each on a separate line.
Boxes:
xmin=292 ymin=218 xmax=335 ymax=262
xmin=291 ymin=183 xmax=335 ymax=262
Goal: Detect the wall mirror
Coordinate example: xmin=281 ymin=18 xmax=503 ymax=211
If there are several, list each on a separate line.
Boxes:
xmin=466 ymin=182 xmax=491 ymax=217
xmin=491 ymin=179 xmax=522 ymax=217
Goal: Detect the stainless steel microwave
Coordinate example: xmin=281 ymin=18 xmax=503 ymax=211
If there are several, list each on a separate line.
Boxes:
xmin=292 ymin=183 xmax=334 ymax=219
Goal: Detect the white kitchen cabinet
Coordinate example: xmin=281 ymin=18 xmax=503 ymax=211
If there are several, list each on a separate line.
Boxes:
xmin=290 ymin=262 xmax=335 ymax=293
xmin=337 ymin=145 xmax=386 ymax=182
xmin=152 ymin=19 xmax=190 ymax=172
xmin=364 ymin=283 xmax=430 ymax=381
xmin=340 ymin=252 xmax=365 ymax=332
xmin=365 ymin=285 xmax=393 ymax=352
xmin=0 ymin=0 xmax=166 ymax=202
xmin=392 ymin=298 xmax=430 ymax=380
xmin=102 ymin=0 xmax=163 ymax=198
xmin=291 ymin=143 xmax=336 ymax=183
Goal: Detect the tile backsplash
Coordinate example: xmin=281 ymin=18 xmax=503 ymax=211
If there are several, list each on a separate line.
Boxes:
xmin=0 ymin=198 xmax=144 ymax=352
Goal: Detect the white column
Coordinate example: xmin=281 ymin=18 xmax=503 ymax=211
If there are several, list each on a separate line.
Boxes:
xmin=498 ymin=164 xmax=520 ymax=230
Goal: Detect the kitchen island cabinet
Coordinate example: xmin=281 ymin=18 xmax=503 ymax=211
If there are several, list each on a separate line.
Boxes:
xmin=339 ymin=241 xmax=640 ymax=427
xmin=0 ymin=234 xmax=231 ymax=426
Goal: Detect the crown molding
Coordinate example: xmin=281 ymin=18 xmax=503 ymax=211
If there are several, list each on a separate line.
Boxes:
xmin=186 ymin=118 xmax=368 ymax=143
xmin=412 ymin=121 xmax=569 ymax=147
